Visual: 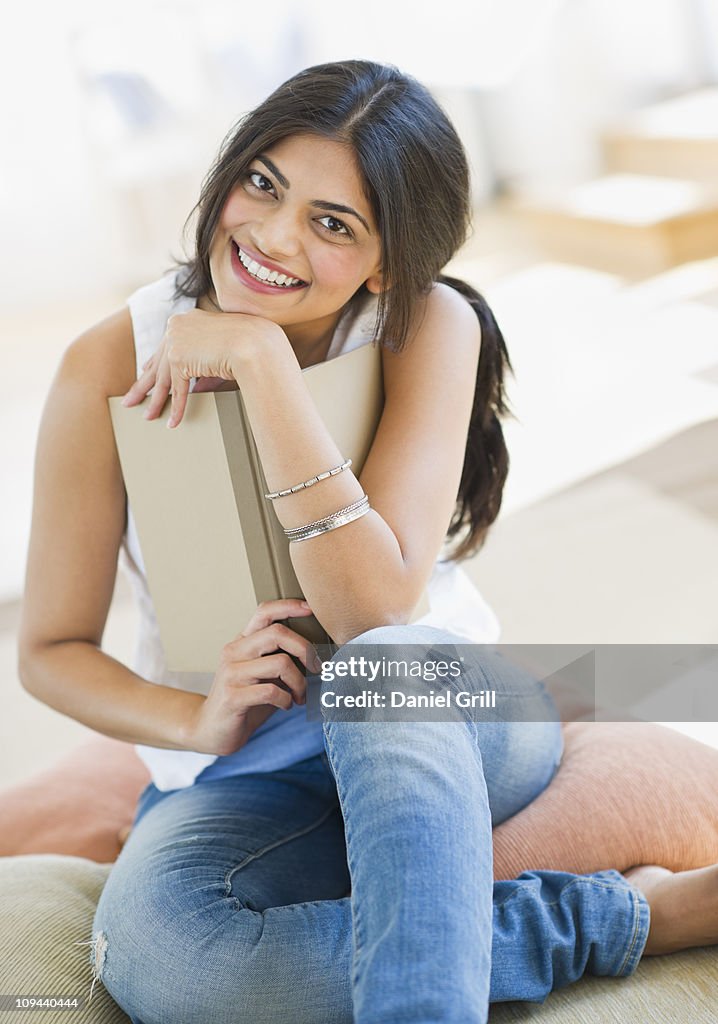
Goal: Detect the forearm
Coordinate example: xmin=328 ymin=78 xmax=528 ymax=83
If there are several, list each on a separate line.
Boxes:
xmin=234 ymin=337 xmax=411 ymax=643
xmin=19 ymin=641 xmax=203 ymax=750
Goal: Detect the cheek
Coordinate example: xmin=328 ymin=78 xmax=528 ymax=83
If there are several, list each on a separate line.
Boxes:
xmin=218 ymin=188 xmax=250 ymax=230
xmin=312 ymin=247 xmax=369 ymax=290
xmin=209 ymin=193 xmax=247 ymax=267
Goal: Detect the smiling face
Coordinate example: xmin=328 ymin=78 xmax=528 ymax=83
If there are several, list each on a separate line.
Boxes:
xmin=204 ymin=133 xmax=384 ymax=353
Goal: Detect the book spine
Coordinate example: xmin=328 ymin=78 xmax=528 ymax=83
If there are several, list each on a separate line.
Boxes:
xmin=215 ymin=392 xmax=280 ymax=604
xmin=231 ymin=393 xmax=331 ymax=646
xmin=238 ymin=393 xmax=287 ymax=596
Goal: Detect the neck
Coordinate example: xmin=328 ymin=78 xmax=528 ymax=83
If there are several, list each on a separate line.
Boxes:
xmin=288 ymin=323 xmax=336 ymax=369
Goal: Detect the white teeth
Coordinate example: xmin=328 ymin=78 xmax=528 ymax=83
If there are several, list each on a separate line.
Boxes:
xmin=236 ymin=245 xmax=303 ymax=288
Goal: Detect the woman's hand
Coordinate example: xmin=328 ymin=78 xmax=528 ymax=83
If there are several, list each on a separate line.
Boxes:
xmin=181 ymin=598 xmax=322 ymax=758
xmin=120 ymin=308 xmax=285 ymax=428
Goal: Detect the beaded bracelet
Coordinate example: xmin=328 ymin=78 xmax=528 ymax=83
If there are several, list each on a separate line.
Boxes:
xmin=284 ymin=495 xmax=371 ymax=543
xmin=264 ymin=458 xmax=353 ymax=501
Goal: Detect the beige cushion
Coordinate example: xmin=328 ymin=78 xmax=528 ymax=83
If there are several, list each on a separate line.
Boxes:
xmin=489 ymin=947 xmax=718 ymax=1022
xmin=1 ymin=853 xmax=717 ymax=1024
xmin=0 ymin=855 xmax=129 ymax=1023
xmin=493 ymin=722 xmax=718 ymax=878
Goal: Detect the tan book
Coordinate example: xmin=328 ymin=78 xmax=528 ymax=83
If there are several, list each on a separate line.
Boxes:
xmin=109 ymin=341 xmax=429 ymax=672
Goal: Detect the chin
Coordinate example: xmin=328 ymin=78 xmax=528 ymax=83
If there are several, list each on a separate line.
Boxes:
xmin=213 ymin=288 xmax=259 ymax=316
xmin=221 ymin=296 xmax=289 ymax=327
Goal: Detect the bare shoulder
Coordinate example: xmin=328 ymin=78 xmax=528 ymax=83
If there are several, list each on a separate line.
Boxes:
xmin=429 ymin=279 xmax=480 ymax=316
xmin=415 ymin=280 xmax=481 ymax=344
xmin=61 ymin=305 xmax=137 ymax=396
xmin=381 ymin=281 xmax=481 ymax=389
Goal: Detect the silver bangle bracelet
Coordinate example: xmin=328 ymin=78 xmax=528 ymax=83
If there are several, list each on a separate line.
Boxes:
xmin=284 ymin=495 xmax=371 ymax=543
xmin=264 ymin=459 xmax=352 ymax=501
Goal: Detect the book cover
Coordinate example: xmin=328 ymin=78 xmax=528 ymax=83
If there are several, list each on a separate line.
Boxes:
xmin=110 ymin=341 xmax=429 ymax=671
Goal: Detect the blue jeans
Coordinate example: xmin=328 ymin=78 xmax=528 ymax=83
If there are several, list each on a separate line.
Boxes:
xmin=89 ymin=626 xmax=649 ymax=1023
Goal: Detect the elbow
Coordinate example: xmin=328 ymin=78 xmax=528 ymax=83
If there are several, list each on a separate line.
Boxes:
xmin=330 ymin=609 xmax=408 ymax=648
xmin=328 ymin=592 xmax=423 ymax=648
xmin=17 ymin=645 xmax=37 ymax=695
xmin=301 ymin=555 xmax=428 ymax=647
xmin=17 ymin=638 xmax=52 ymax=698
xmin=17 ymin=613 xmax=38 ymax=692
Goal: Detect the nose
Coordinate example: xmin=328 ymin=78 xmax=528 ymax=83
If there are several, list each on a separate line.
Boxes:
xmin=249 ymin=203 xmax=301 ymax=262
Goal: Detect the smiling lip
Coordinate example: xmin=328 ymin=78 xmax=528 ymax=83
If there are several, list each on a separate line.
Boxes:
xmin=230 ymin=241 xmax=308 ymax=294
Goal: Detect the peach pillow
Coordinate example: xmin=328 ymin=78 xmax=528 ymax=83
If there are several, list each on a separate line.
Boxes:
xmin=2 ymin=724 xmax=718 ymax=878
xmin=0 ymin=737 xmax=150 ymax=863
xmin=492 ymin=721 xmax=718 ymax=879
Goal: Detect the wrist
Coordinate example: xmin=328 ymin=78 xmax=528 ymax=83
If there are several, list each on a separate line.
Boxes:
xmin=229 ymin=319 xmax=289 ymax=380
xmin=170 ymin=689 xmax=206 ymax=751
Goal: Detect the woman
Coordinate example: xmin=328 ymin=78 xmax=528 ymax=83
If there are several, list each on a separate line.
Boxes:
xmin=19 ymin=59 xmax=717 ymax=1024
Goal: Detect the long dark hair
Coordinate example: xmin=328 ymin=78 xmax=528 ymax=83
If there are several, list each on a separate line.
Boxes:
xmin=176 ymin=60 xmax=513 ymax=560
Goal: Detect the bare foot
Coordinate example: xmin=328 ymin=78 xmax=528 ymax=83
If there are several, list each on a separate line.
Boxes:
xmin=624 ymin=863 xmax=718 ymax=956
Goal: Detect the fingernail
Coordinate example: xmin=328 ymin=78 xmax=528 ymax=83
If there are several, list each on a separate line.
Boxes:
xmin=300 ymin=600 xmax=311 ymax=609
xmin=121 ymin=395 xmax=130 ymax=406
xmin=167 ymin=419 xmax=175 ymax=429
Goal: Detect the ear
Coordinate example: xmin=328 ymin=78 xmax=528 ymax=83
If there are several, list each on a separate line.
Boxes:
xmin=365 ymin=269 xmax=389 ymax=294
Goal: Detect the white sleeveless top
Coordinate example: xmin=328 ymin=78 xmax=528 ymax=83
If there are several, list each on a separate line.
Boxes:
xmin=121 ymin=271 xmax=501 ymax=790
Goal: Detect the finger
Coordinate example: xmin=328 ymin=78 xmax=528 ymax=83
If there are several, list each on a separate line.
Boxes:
xmin=225 ymin=622 xmax=321 ymax=674
xmin=232 ymin=681 xmax=295 ymax=713
xmin=121 ymin=367 xmax=157 ymax=407
xmin=168 ymin=370 xmax=191 ymax=428
xmin=144 ymin=365 xmax=172 ymax=420
xmin=233 ymin=653 xmax=308 ymax=705
xmin=238 ymin=599 xmax=314 ymax=638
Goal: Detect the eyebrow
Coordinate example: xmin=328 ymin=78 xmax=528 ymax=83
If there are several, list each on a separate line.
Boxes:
xmin=257 ymin=155 xmax=372 ymax=234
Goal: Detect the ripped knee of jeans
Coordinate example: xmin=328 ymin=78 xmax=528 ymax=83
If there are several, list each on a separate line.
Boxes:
xmin=73 ymin=929 xmax=108 ymax=1005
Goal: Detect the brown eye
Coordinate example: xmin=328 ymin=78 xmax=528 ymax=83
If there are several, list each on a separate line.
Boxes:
xmin=247 ymin=171 xmax=275 ymax=194
xmin=318 ymin=215 xmax=351 ymax=237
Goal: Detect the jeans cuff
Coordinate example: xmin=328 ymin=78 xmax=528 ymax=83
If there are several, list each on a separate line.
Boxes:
xmin=611 ymin=871 xmax=651 ymax=977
